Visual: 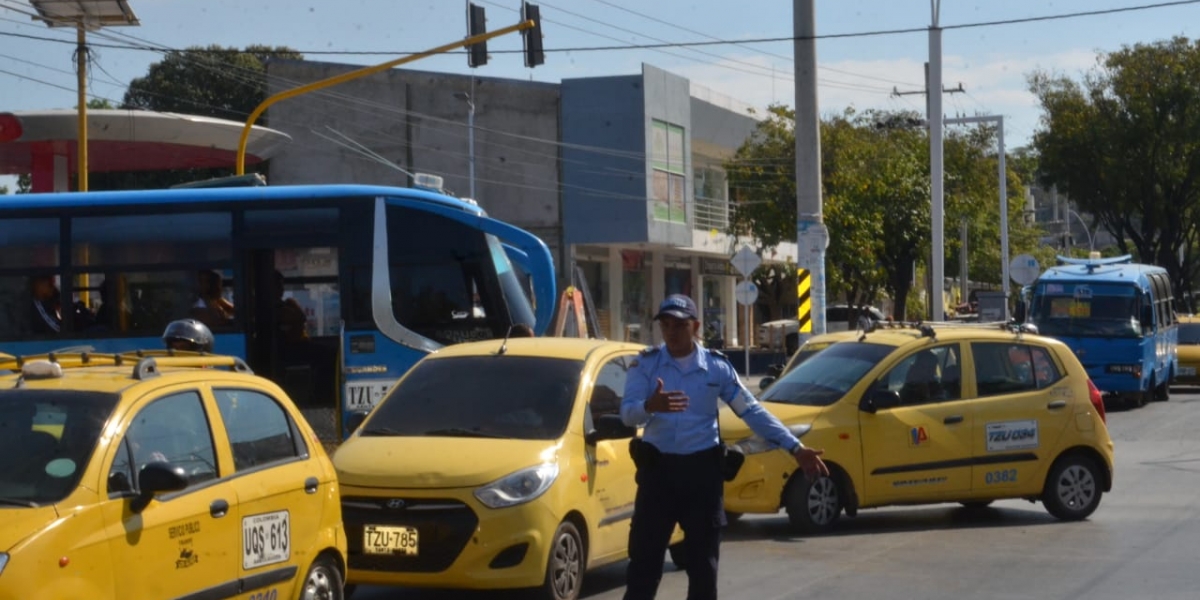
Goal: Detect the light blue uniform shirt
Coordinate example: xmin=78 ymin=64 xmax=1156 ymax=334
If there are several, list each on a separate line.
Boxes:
xmin=620 ymin=342 xmax=803 ymax=455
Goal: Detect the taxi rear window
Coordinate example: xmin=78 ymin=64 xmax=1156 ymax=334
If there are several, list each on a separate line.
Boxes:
xmin=0 ymin=390 xmax=118 ymax=506
xmin=762 ymin=342 xmax=893 ymax=407
xmin=361 ymin=356 xmax=583 ymax=440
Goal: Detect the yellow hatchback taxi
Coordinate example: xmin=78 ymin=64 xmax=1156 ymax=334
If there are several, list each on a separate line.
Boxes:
xmin=722 ymin=323 xmax=1114 ymax=533
xmin=0 ymin=352 xmax=347 ymax=600
xmin=1175 ymin=315 xmax=1200 ymax=385
xmin=333 ymin=338 xmax=682 ymax=600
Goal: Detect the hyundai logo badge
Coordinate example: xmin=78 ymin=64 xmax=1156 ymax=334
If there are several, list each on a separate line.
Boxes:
xmin=385 ymin=499 xmax=406 ymax=510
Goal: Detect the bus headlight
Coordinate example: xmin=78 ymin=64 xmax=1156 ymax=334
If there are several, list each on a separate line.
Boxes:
xmin=474 ymin=463 xmax=559 ymax=509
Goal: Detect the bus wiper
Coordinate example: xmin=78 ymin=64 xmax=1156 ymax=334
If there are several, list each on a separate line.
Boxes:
xmin=422 ymin=427 xmax=503 ymax=438
xmin=0 ymin=497 xmax=39 ymax=508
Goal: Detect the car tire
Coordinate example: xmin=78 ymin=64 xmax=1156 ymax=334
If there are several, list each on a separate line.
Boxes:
xmin=1042 ymin=453 xmax=1103 ymax=521
xmin=668 ymin=541 xmax=688 ymax=570
xmin=541 ymin=521 xmax=584 ymax=600
xmin=299 ymin=555 xmax=344 ymax=600
xmin=784 ymin=473 xmax=841 ymax=534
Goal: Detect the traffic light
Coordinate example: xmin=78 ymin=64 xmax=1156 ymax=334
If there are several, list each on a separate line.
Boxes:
xmin=521 ymin=2 xmax=544 ymax=68
xmin=466 ymin=2 xmax=487 ymax=68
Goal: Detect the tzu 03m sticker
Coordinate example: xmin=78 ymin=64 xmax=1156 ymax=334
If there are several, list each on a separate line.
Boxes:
xmin=985 ymin=420 xmax=1039 ymax=452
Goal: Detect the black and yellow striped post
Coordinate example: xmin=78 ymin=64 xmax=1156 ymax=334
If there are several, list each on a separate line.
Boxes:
xmin=796 ymin=268 xmax=812 ymax=333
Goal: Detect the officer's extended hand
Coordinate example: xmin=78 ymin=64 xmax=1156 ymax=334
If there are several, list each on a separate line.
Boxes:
xmin=645 ymin=378 xmax=689 ymax=413
xmin=792 ymin=447 xmax=830 ymax=479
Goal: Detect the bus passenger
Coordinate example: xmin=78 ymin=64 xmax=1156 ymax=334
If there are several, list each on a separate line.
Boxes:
xmin=29 ymin=275 xmax=61 ymax=335
xmin=190 ymin=270 xmax=234 ymax=327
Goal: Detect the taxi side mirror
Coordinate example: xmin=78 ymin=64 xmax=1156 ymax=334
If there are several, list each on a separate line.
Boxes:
xmin=860 ymin=389 xmax=901 ymax=414
xmin=346 ymin=410 xmax=371 ymax=434
xmin=759 ymin=376 xmax=777 ymax=392
xmin=586 ymin=414 xmax=636 ymax=445
xmin=131 ymin=462 xmax=188 ymax=513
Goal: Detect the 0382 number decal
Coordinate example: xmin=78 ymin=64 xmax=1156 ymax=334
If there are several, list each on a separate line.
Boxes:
xmin=984 ymin=469 xmax=1018 ymax=484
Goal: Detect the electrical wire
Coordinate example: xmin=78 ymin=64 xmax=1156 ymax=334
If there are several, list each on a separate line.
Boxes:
xmin=5 ymin=1 xmax=1192 ymax=56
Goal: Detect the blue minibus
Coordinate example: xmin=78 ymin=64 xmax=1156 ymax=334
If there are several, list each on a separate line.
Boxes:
xmin=1027 ymin=255 xmax=1177 ymax=407
xmin=0 ymin=184 xmax=556 ymax=437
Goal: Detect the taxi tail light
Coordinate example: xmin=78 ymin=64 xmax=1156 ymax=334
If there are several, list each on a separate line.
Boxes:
xmin=1087 ymin=379 xmax=1106 ymax=424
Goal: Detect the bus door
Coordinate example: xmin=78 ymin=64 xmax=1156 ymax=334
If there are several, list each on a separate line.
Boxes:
xmin=239 ymin=208 xmax=343 ymax=443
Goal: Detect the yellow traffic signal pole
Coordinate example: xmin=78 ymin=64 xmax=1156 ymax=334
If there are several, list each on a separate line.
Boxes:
xmin=236 ymin=20 xmax=535 ymax=175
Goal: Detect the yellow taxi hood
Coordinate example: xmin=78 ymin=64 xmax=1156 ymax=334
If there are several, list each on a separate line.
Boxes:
xmin=0 ymin=506 xmax=58 ymax=552
xmin=719 ymin=403 xmax=825 ymax=440
xmin=334 ymin=436 xmax=560 ymax=489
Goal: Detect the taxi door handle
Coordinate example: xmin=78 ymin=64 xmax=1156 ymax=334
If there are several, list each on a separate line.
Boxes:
xmin=943 ymin=415 xmax=964 ymax=425
xmin=1047 ymin=400 xmax=1068 ymax=409
xmin=210 ymin=499 xmax=229 ymax=518
xmin=305 ymin=477 xmax=319 ymax=494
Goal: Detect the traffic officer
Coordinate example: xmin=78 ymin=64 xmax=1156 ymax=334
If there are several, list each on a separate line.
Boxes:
xmin=162 ymin=318 xmax=215 ymax=353
xmin=620 ymin=294 xmax=829 ymax=600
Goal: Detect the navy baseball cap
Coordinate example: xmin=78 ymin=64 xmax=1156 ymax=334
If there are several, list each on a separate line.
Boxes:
xmin=654 ymin=294 xmax=699 ymax=321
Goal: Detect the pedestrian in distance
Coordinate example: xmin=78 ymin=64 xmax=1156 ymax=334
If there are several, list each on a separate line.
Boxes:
xmin=620 ymin=293 xmax=829 ymax=600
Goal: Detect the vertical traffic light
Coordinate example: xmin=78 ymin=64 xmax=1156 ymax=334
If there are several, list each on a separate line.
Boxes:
xmin=466 ymin=2 xmax=487 ymax=68
xmin=521 ymin=2 xmax=544 ymax=68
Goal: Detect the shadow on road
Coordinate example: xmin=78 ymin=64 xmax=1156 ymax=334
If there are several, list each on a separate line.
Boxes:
xmin=722 ymin=502 xmax=1062 ymax=543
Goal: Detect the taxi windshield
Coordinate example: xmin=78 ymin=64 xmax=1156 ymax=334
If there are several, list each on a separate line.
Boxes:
xmin=1180 ymin=323 xmax=1200 ymax=345
xmin=0 ymin=390 xmax=118 ymax=506
xmin=361 ymin=355 xmax=582 ymax=440
xmin=761 ymin=342 xmax=893 ymax=406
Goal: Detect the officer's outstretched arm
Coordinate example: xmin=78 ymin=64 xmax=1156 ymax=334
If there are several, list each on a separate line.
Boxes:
xmin=721 ymin=371 xmax=802 ymax=452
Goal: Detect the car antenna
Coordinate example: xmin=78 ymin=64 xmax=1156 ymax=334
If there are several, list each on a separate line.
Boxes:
xmin=496 ymin=325 xmax=516 ymax=356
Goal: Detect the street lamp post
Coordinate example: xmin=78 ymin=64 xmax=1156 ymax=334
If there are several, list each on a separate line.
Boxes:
xmin=453 ymin=89 xmax=476 ymax=201
xmin=945 ymin=114 xmax=1007 ymax=317
xmin=28 ymin=0 xmax=140 ymax=192
xmin=1065 ymin=208 xmax=1096 ymax=252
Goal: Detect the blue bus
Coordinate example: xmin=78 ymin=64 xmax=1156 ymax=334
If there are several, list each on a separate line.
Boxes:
xmin=1027 ymin=255 xmax=1177 ymax=407
xmin=0 ymin=184 xmax=556 ymax=438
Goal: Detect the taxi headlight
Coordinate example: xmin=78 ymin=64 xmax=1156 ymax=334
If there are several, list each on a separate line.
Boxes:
xmin=732 ymin=424 xmax=812 ymax=455
xmin=474 ymin=463 xmax=559 ymax=509
xmin=0 ymin=552 xmax=7 ymax=576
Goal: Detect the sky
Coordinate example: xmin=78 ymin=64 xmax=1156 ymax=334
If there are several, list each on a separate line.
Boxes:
xmin=2 ymin=0 xmax=1200 ymax=191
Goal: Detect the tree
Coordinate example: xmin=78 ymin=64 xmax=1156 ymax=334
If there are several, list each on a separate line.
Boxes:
xmin=1030 ymin=36 xmax=1200 ymax=297
xmin=90 ymin=45 xmax=302 ymax=191
xmin=727 ymin=106 xmax=1052 ymax=321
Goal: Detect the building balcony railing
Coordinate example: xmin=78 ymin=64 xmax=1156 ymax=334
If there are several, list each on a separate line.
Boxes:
xmin=694 ymin=195 xmax=729 ymax=231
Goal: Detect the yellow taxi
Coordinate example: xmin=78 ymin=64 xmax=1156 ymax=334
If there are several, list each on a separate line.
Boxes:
xmin=333 ymin=338 xmax=682 ymax=600
xmin=0 ymin=351 xmax=347 ymax=600
xmin=722 ymin=323 xmax=1115 ymax=533
xmin=1175 ymin=314 xmax=1200 ymax=386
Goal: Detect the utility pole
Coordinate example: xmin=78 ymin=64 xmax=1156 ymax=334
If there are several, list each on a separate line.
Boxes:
xmin=929 ymin=0 xmax=945 ymax=320
xmin=794 ymin=0 xmax=827 ymax=336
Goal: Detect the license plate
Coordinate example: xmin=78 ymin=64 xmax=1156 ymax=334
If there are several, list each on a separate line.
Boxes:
xmin=345 ymin=380 xmax=393 ymax=411
xmin=1181 ymin=366 xmax=1196 ymax=377
xmin=363 ymin=525 xmax=419 ymax=556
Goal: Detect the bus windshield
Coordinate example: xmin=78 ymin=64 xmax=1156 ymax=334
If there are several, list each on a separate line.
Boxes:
xmin=1029 ymin=282 xmax=1142 ymax=338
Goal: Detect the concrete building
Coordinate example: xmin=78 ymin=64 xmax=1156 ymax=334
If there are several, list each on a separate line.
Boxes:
xmin=265 ymin=60 xmax=793 ymax=347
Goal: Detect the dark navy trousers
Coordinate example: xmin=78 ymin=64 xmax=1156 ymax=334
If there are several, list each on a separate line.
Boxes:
xmin=624 ymin=444 xmax=726 ymax=600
